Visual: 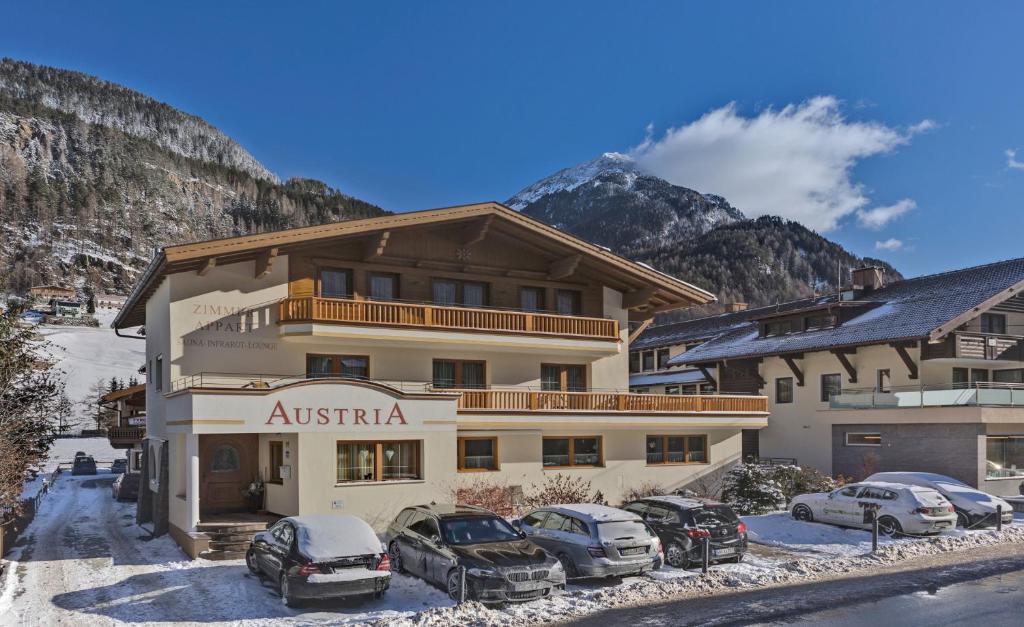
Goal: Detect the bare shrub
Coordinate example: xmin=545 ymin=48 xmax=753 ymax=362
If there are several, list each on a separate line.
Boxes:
xmin=522 ymin=475 xmax=604 ymax=510
xmin=621 ymin=481 xmax=667 ymax=504
xmin=451 ymin=477 xmax=519 ymax=517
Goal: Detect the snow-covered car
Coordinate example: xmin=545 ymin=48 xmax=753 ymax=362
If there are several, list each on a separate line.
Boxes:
xmin=514 ymin=504 xmax=662 ymax=579
xmin=246 ymin=514 xmax=390 ymax=606
xmin=790 ymin=482 xmax=957 ymax=536
xmin=110 ymin=459 xmax=127 ymax=474
xmin=865 ymin=472 xmax=1014 ymax=529
xmin=111 ymin=472 xmax=140 ymax=501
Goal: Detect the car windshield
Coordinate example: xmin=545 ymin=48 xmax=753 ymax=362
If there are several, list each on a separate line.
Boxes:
xmin=691 ymin=506 xmax=739 ymax=526
xmin=597 ymin=520 xmax=651 ymax=540
xmin=440 ymin=516 xmax=521 ymax=545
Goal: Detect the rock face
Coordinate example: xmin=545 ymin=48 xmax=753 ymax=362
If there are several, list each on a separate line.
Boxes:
xmin=509 ymin=153 xmax=900 ymax=313
xmin=0 ymin=58 xmax=385 ymax=296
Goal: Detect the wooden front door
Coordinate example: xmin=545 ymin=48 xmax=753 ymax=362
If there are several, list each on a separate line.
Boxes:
xmin=199 ymin=434 xmax=258 ymax=514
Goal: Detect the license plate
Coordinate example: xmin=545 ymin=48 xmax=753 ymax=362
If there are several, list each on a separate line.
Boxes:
xmin=620 ymin=546 xmax=646 ymax=556
xmin=713 ymin=547 xmax=736 ymax=557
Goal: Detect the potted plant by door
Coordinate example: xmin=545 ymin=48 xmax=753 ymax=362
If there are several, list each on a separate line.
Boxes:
xmin=243 ymin=477 xmax=265 ymax=512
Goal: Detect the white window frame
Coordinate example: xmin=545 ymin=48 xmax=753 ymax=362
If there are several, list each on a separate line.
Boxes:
xmin=845 ymin=432 xmax=881 ymax=447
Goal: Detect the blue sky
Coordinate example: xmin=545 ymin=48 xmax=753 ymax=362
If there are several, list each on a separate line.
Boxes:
xmin=4 ymin=1 xmax=1023 ymax=278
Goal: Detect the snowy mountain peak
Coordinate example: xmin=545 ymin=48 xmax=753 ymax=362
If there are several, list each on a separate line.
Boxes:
xmin=507 ymin=152 xmax=640 ymax=210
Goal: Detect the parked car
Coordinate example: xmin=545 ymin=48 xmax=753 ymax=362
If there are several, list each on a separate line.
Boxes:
xmin=513 ymin=504 xmax=662 ymax=579
xmin=246 ymin=514 xmax=390 ymax=606
xmin=865 ymin=472 xmax=1014 ymax=529
xmin=110 ymin=458 xmax=127 ymax=474
xmin=20 ymin=311 xmax=44 ymax=325
xmin=386 ymin=504 xmax=565 ymax=603
xmin=111 ymin=472 xmax=140 ymax=501
xmin=622 ymin=496 xmax=747 ymax=569
xmin=71 ymin=455 xmax=97 ymax=475
xmin=790 ymin=481 xmax=957 ymax=536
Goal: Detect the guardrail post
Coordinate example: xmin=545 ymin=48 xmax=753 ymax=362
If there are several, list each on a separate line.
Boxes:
xmin=871 ymin=510 xmax=879 ymax=553
xmin=701 ymin=537 xmax=709 ymax=574
xmin=997 ymin=504 xmax=1003 ymax=532
xmin=459 ymin=565 xmax=467 ymax=604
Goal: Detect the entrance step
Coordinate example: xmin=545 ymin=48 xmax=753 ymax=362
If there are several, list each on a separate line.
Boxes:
xmin=208 ymin=540 xmax=251 ymax=551
xmin=198 ymin=549 xmax=248 ymax=561
xmin=195 ymin=522 xmax=270 ymax=534
xmin=206 ymin=532 xmax=260 ymax=543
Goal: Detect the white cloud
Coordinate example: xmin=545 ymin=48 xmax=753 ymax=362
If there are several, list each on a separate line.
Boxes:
xmin=875 ymin=238 xmax=904 ymax=252
xmin=856 ymin=198 xmax=916 ymax=229
xmin=630 ymin=96 xmax=927 ymax=231
xmin=908 ymin=119 xmax=938 ymax=134
xmin=1007 ymin=149 xmax=1024 ymax=171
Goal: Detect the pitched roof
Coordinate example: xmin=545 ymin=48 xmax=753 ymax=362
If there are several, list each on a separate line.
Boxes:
xmin=628 ymin=369 xmax=707 ymax=387
xmin=666 ymin=257 xmax=1024 ymax=366
xmin=112 ymin=202 xmax=715 ymax=329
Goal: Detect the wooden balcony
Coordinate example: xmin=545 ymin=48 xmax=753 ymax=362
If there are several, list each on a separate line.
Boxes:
xmin=922 ymin=332 xmax=1024 ymax=362
xmin=107 ymin=426 xmax=145 ymax=448
xmin=455 ymin=389 xmax=768 ymax=414
xmin=278 ymin=296 xmax=620 ymax=341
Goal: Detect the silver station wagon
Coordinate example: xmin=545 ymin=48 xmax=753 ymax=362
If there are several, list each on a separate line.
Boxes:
xmin=513 ymin=504 xmax=663 ymax=579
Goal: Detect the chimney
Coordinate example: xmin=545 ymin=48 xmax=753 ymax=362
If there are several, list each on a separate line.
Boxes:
xmin=851 ymin=266 xmax=885 ymax=294
xmin=723 ymin=302 xmax=748 ymax=313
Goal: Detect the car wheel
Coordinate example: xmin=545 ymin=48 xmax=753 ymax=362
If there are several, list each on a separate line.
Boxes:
xmin=955 ymin=510 xmax=970 ymax=528
xmin=792 ymin=504 xmax=814 ymax=522
xmin=556 ymin=553 xmax=579 ymax=579
xmin=665 ymin=543 xmax=689 ymax=569
xmin=279 ymin=574 xmax=295 ymax=607
xmin=877 ymin=516 xmax=903 ymax=537
xmin=245 ymin=549 xmax=260 ymax=576
xmin=447 ymin=569 xmax=467 ymax=602
xmin=388 ymin=542 xmax=404 ymax=574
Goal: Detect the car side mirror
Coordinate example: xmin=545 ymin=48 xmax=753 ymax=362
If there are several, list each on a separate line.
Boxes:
xmin=510 ymin=519 xmax=522 ymax=530
xmin=429 ymin=535 xmax=443 ymax=547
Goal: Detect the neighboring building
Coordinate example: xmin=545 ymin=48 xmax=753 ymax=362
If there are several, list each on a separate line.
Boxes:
xmin=50 ymin=299 xmax=83 ymax=318
xmin=659 ymin=261 xmax=1024 ymax=496
xmin=111 ymin=202 xmax=769 ymax=558
xmin=100 ymin=384 xmax=147 ymax=472
xmin=29 ymin=284 xmax=75 ymax=301
xmin=97 ymin=293 xmax=128 ymax=309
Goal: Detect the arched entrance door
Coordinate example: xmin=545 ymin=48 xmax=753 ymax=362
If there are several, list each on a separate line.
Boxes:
xmin=199 ymin=434 xmax=258 ymax=514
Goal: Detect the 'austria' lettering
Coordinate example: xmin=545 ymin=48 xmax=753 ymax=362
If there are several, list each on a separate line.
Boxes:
xmin=266 ymin=400 xmax=408 ymax=427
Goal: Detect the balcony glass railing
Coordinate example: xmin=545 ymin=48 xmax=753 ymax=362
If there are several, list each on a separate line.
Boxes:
xmin=830 ymin=382 xmax=1024 ymax=409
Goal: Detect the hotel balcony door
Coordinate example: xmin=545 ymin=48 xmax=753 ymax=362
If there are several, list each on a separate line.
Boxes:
xmin=199 ymin=434 xmax=258 ymax=514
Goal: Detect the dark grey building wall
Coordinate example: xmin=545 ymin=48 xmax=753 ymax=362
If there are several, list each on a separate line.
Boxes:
xmin=832 ymin=423 xmax=982 ymax=487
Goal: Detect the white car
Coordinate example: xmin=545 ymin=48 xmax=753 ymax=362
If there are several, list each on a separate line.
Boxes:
xmin=865 ymin=472 xmax=1014 ymax=529
xmin=790 ymin=481 xmax=957 ymax=536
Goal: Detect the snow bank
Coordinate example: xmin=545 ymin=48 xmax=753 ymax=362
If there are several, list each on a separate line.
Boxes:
xmin=291 ymin=514 xmax=383 ymax=561
xmin=307 ymin=569 xmax=390 ymax=583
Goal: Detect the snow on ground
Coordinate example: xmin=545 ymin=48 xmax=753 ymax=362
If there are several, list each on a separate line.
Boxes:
xmin=35 ymin=309 xmax=145 ymax=426
xmin=3 ymin=475 xmax=1023 ymax=627
xmin=43 ymin=437 xmax=121 ymax=470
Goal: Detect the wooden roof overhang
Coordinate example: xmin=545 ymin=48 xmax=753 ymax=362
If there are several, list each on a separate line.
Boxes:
xmin=113 ymin=202 xmax=714 ymax=329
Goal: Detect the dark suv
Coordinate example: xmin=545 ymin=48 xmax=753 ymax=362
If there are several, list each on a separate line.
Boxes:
xmin=71 ymin=455 xmax=97 ymax=476
xmin=385 ymin=504 xmax=565 ymax=603
xmin=622 ymin=496 xmax=747 ymax=569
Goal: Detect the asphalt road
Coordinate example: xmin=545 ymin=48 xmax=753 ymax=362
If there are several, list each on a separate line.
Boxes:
xmin=566 ymin=542 xmax=1024 ymax=626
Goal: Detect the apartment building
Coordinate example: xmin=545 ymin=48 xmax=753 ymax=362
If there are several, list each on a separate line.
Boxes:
xmin=647 ymin=261 xmax=1024 ymax=496
xmin=111 ymin=202 xmax=769 ymax=557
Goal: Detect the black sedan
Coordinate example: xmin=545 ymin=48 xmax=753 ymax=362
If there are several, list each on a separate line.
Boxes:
xmin=622 ymin=496 xmax=747 ymax=568
xmin=386 ymin=504 xmax=565 ymax=604
xmin=246 ymin=514 xmax=390 ymax=606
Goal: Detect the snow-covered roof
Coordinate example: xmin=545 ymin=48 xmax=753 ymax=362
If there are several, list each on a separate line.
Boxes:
xmin=545 ymin=503 xmax=641 ymax=522
xmin=286 ymin=514 xmax=382 ymax=561
xmin=640 ymin=495 xmax=715 ymax=509
xmin=629 ymin=369 xmax=707 ymax=387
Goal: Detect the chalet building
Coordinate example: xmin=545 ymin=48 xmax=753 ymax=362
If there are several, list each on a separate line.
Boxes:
xmin=29 ymin=284 xmax=75 ymax=301
xmin=111 ymin=203 xmax=769 ymax=558
xmin=100 ymin=384 xmax=147 ymax=472
xmin=639 ymin=261 xmax=1024 ymax=496
xmin=96 ymin=293 xmax=128 ymax=309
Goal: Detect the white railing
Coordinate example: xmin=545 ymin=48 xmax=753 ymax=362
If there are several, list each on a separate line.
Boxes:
xmin=830 ymin=382 xmax=1024 ymax=409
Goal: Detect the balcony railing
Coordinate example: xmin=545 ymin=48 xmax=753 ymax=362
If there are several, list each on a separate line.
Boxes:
xmin=168 ymin=372 xmax=768 ymax=414
xmin=107 ymin=426 xmax=146 ymax=446
xmin=278 ymin=296 xmax=620 ymax=341
xmin=830 ymin=382 xmax=1024 ymax=409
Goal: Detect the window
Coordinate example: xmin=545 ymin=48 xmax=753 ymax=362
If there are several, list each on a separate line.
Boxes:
xmin=994 ymin=369 xmax=1024 ymax=384
xmin=630 ymin=387 xmax=650 ymax=394
xmin=953 ymin=367 xmax=970 ymax=388
xmin=665 ymin=385 xmax=681 ymax=395
xmin=542 ymin=436 xmax=602 ymax=467
xmin=623 ymin=502 xmax=648 ymax=516
xmin=394 ymin=508 xmax=416 ymax=529
xmin=845 ymin=432 xmax=881 ymax=447
xmin=972 ymin=369 xmax=990 ymax=384
xmin=981 ymin=313 xmax=1007 ymax=335
xmin=555 ymin=289 xmax=581 ymax=315
xmin=268 ymin=441 xmax=284 ymax=484
xmin=432 ymin=279 xmax=488 ymax=307
xmin=805 ymin=313 xmax=837 ymax=330
xmin=645 ymin=505 xmax=678 ymax=524
xmin=319 ymin=268 xmax=352 ymax=298
xmin=642 ymin=351 xmax=655 ymax=371
xmin=629 ymin=352 xmax=641 ymax=373
xmin=521 ymin=512 xmax=548 ymax=528
xmin=541 ymin=512 xmax=566 ymax=530
xmin=155 ymin=355 xmax=163 ymax=392
xmin=336 ymin=440 xmax=422 ymax=482
xmin=986 ymin=436 xmax=1024 ymax=478
xmin=775 ymin=377 xmax=794 ymax=404
xmin=272 ymin=522 xmax=295 ymax=548
xmin=432 ymin=359 xmax=486 ymax=389
xmin=541 ymin=364 xmax=586 ymax=392
xmin=877 ymin=369 xmax=891 ymax=393
xmin=821 ymin=373 xmax=842 ymax=402
xmin=458 ymin=437 xmax=497 ymax=471
xmin=646 ymin=435 xmax=708 ymax=464
xmin=369 ymin=273 xmax=399 ymax=301
xmin=657 ymin=349 xmax=670 ymax=370
xmin=408 ymin=514 xmax=440 ymax=540
xmin=306 ymin=354 xmax=369 ymax=379
xmin=211 ymin=445 xmax=240 ymax=472
xmin=763 ymin=320 xmax=795 ymax=337
xmin=837 ymin=486 xmax=860 ymax=498
xmin=520 ymin=287 xmax=545 ymax=312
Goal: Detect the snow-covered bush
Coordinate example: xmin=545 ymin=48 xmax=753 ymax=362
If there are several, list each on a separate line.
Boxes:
xmin=721 ymin=463 xmax=787 ymax=515
xmin=770 ymin=465 xmax=837 ymax=501
xmin=523 ymin=475 xmax=605 ymax=509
